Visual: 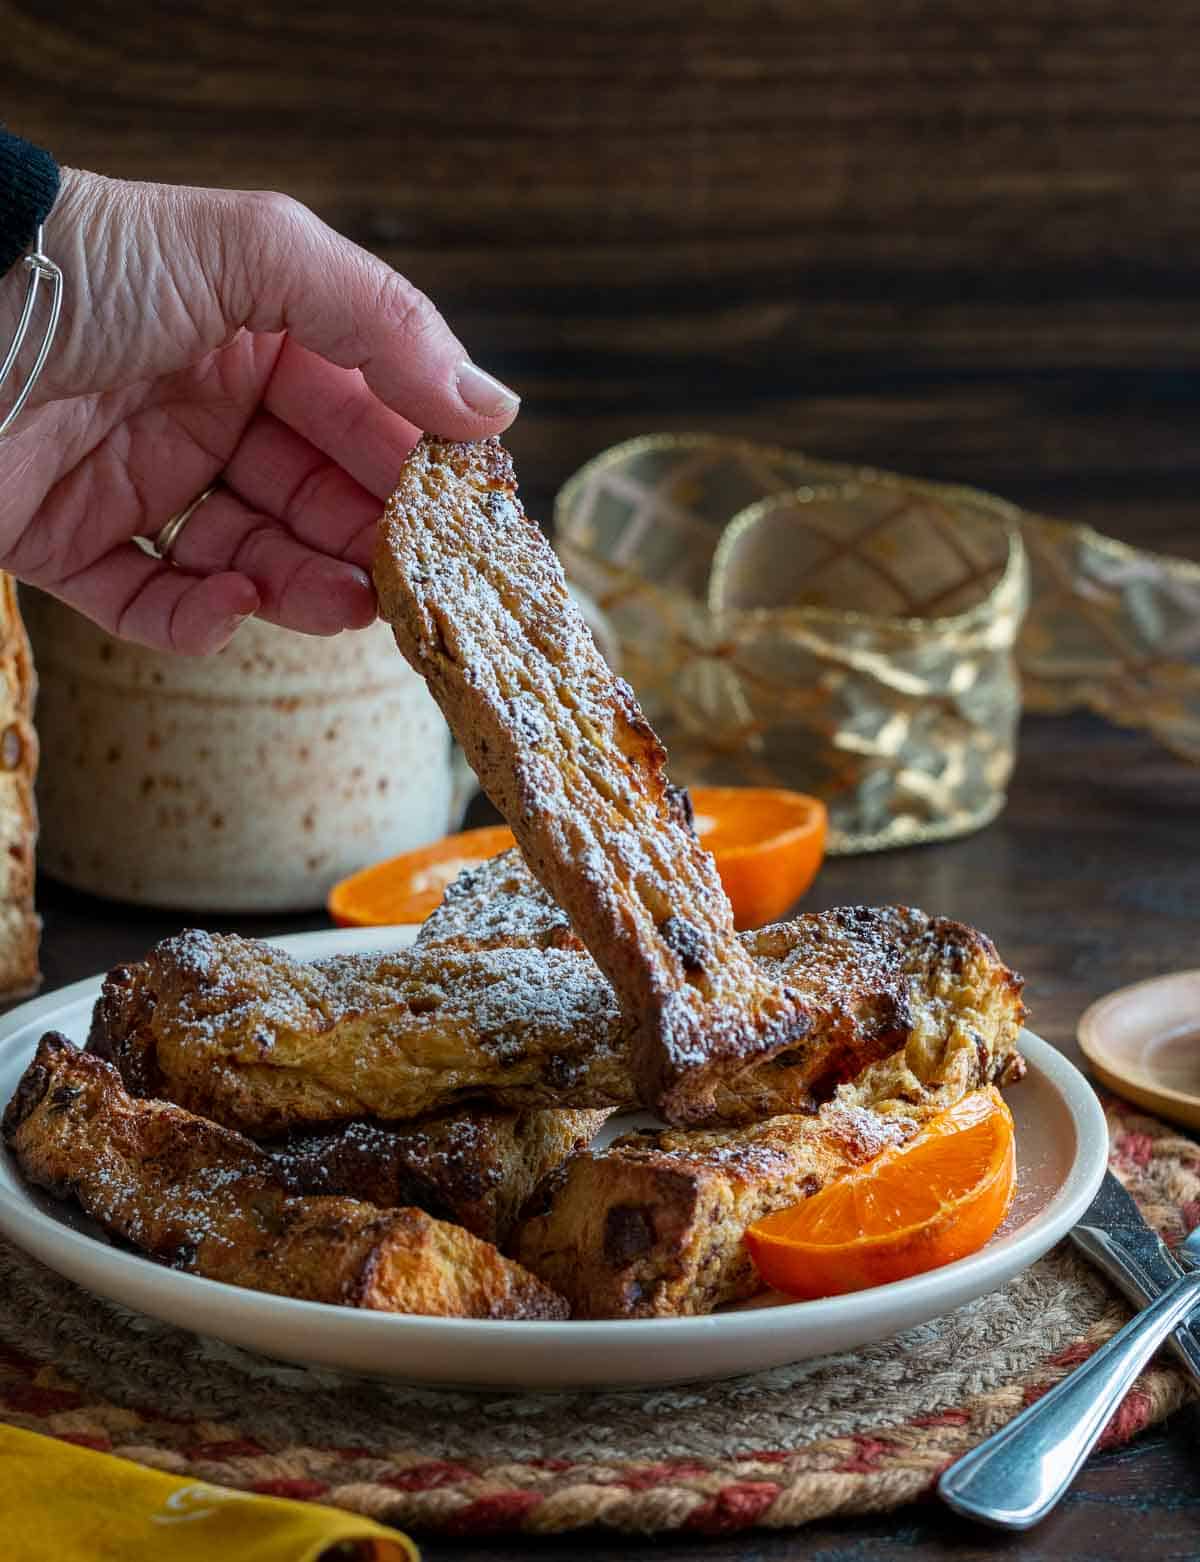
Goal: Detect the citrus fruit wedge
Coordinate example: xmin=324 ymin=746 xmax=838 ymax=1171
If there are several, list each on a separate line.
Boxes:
xmin=328 ymin=786 xmax=826 ymax=929
xmin=744 ymin=1086 xmax=1016 ymax=1300
xmin=328 ymin=824 xmax=516 ymax=927
xmin=689 ymin=786 xmax=826 ymax=929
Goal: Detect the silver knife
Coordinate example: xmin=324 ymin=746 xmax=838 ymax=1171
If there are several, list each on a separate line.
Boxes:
xmin=1069 ymin=1168 xmax=1200 ymax=1393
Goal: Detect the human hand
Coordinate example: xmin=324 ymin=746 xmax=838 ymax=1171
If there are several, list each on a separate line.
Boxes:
xmin=0 ymin=168 xmax=519 ymax=653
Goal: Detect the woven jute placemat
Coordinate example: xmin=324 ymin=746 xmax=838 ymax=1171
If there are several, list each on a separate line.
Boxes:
xmin=0 ymin=1095 xmax=1196 ymax=1539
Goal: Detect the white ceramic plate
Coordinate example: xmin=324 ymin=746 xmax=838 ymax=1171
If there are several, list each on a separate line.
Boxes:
xmin=0 ymin=927 xmax=1108 ymax=1389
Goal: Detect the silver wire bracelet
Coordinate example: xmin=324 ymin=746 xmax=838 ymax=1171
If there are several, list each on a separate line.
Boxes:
xmin=0 ymin=224 xmax=64 ymax=437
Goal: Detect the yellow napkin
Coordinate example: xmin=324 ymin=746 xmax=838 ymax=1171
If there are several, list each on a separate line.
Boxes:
xmin=0 ymin=1425 xmax=416 ymax=1562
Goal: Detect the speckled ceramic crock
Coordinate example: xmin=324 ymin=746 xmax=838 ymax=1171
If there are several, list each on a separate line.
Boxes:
xmin=22 ymin=593 xmax=460 ymax=912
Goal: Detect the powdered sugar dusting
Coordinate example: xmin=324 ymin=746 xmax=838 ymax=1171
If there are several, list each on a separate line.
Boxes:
xmin=373 ymin=438 xmax=813 ymax=1112
xmin=142 ymin=932 xmax=636 ymax=1130
xmin=265 ymin=1106 xmax=609 ymax=1243
xmin=417 ymin=849 xmax=579 ymax=952
xmin=6 ymin=1037 xmax=567 ymax=1319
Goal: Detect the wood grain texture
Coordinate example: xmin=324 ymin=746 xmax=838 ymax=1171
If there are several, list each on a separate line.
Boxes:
xmin=5 ymin=0 xmax=1200 ymax=558
xmin=5 ymin=2 xmax=1200 ymax=1549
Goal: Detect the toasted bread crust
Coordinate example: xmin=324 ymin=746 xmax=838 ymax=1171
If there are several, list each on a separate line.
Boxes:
xmin=4 ymin=1034 xmax=567 ymax=1320
xmin=373 ymin=436 xmax=812 ymax=1122
xmin=512 ymin=1104 xmax=920 ymax=1317
xmin=512 ymin=909 xmax=1025 ymax=1317
xmin=88 ymin=929 xmax=635 ymax=1132
xmin=85 ymin=902 xmax=1023 ymax=1137
xmin=417 ymin=848 xmax=582 ymax=953
xmin=264 ymin=1107 xmax=610 ymax=1244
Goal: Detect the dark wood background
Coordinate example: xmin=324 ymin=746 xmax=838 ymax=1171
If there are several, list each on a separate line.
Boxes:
xmin=6 ymin=2 xmax=1200 ymax=562
xmin=6 ymin=3 xmax=1200 ymax=1557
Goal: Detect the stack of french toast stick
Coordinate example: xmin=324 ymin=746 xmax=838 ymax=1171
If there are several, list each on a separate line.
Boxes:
xmin=2 ymin=439 xmax=1026 ymax=1321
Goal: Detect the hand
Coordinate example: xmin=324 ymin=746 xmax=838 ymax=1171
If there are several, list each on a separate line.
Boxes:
xmin=0 ymin=168 xmax=519 ymax=653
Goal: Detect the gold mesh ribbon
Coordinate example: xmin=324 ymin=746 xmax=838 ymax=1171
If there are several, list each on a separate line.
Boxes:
xmin=555 ymin=434 xmax=1200 ymax=853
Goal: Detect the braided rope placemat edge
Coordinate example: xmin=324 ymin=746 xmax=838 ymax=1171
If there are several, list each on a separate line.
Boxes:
xmin=0 ymin=1095 xmax=1196 ymax=1538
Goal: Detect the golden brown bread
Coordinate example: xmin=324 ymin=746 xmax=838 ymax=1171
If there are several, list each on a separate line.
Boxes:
xmin=87 ymin=929 xmax=636 ymax=1131
xmin=0 ymin=576 xmax=40 ymax=999
xmin=373 ymin=436 xmax=812 ymax=1124
xmin=512 ymin=963 xmax=1024 ymax=1321
xmin=416 ymin=851 xmax=1029 ymax=1122
xmin=512 ymin=1105 xmax=920 ymax=1318
xmin=740 ymin=904 xmax=1025 ymax=1122
xmin=85 ymin=938 xmax=609 ymax=1243
xmin=416 ymin=848 xmax=583 ymax=953
xmin=3 ymin=1034 xmax=567 ymax=1320
xmin=86 ymin=905 xmax=1024 ymax=1135
xmin=259 ymin=1108 xmax=610 ymax=1245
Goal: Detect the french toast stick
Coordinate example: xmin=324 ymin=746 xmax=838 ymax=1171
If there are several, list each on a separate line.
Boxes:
xmin=512 ymin=962 xmax=1022 ymax=1321
xmin=262 ymin=1107 xmax=610 ymax=1245
xmin=4 ymin=1034 xmax=567 ymax=1320
xmin=86 ymin=906 xmax=1024 ymax=1134
xmin=513 ymin=1104 xmax=920 ymax=1318
xmin=373 ymin=435 xmax=811 ymax=1123
xmin=87 ymin=929 xmax=635 ymax=1132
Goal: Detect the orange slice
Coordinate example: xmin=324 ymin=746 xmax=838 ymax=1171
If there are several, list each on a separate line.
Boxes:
xmin=744 ymin=1087 xmax=1016 ymax=1300
xmin=690 ymin=786 xmax=826 ymax=929
xmin=328 ymin=825 xmax=515 ymax=927
xmin=328 ymin=786 xmax=826 ymax=929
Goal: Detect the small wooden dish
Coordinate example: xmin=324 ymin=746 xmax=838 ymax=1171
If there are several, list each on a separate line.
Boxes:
xmin=1078 ymin=971 xmax=1200 ymax=1131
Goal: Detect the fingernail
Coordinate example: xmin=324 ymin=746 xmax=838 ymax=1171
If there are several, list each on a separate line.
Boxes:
xmin=455 ymin=360 xmax=520 ymax=418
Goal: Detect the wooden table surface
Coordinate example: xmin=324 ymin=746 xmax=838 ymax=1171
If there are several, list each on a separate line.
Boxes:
xmin=7 ymin=0 xmax=1200 ymax=1553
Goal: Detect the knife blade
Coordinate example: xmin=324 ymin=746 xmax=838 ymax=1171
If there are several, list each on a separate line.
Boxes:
xmin=1069 ymin=1169 xmax=1200 ymax=1393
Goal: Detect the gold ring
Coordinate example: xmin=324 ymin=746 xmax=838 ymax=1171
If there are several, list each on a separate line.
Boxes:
xmin=152 ymin=481 xmax=221 ymax=562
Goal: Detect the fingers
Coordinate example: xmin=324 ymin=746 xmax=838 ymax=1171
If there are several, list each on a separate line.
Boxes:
xmin=53 ymin=546 xmax=260 ymax=656
xmin=50 ymin=469 xmax=379 ymax=654
xmin=263 ymin=339 xmax=423 ymax=500
xmin=211 ymin=190 xmax=520 ymax=440
xmin=223 ymin=409 xmax=383 ymax=571
xmin=152 ymin=486 xmax=376 ymax=634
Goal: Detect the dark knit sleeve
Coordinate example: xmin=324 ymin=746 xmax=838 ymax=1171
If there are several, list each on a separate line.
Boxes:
xmin=0 ymin=129 xmax=60 ymax=278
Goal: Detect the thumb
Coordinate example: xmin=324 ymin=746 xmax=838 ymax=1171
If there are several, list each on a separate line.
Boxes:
xmin=209 ymin=189 xmax=519 ymax=439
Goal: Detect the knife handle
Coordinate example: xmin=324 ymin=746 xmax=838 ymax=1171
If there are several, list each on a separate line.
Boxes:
xmin=939 ymin=1267 xmax=1200 ymax=1530
xmin=1071 ymin=1226 xmax=1200 ymax=1395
